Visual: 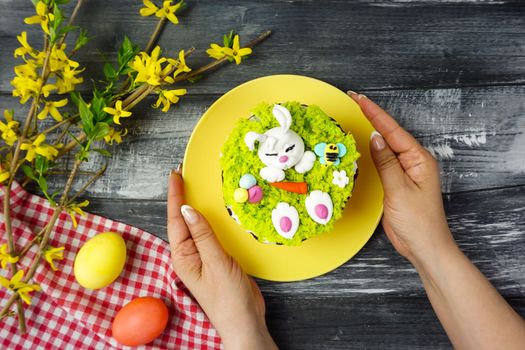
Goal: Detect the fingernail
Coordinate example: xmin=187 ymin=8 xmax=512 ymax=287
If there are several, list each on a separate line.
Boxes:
xmin=370 ymin=131 xmax=385 ymax=151
xmin=170 ymin=163 xmax=182 ymax=176
xmin=347 ymin=91 xmax=367 ymax=101
xmin=181 ymin=204 xmax=198 ymax=224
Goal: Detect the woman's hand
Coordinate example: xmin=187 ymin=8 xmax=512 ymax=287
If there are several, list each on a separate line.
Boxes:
xmin=349 ymin=92 xmax=525 ymax=349
xmin=348 ymin=92 xmax=455 ymax=266
xmin=167 ymin=169 xmax=277 ymax=350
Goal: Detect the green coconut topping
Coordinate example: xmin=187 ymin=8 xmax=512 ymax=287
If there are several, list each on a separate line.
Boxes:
xmin=220 ymin=101 xmax=360 ymax=246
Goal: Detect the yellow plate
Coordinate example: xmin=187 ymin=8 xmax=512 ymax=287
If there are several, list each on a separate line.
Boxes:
xmin=183 ymin=75 xmax=383 ymax=281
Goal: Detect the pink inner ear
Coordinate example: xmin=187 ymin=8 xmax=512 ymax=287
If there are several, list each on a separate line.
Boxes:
xmin=279 ymin=217 xmax=292 ymax=233
xmin=315 ymin=204 xmax=328 ymax=219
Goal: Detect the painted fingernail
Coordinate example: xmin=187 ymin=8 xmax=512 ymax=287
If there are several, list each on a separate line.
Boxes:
xmin=181 ymin=204 xmax=198 ymax=224
xmin=171 ymin=163 xmax=182 ymax=176
xmin=370 ymin=131 xmax=385 ymax=151
xmin=347 ymin=91 xmax=367 ymax=101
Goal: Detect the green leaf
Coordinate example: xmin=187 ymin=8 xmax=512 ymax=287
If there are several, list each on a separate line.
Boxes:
xmin=38 ymin=176 xmax=48 ymax=193
xmin=118 ymin=36 xmax=138 ymax=67
xmin=103 ymin=63 xmax=116 ymax=80
xmin=35 ymin=155 xmax=49 ymax=176
xmin=93 ymin=148 xmax=112 ymax=157
xmin=69 ymin=91 xmax=81 ymax=107
xmin=31 ymin=0 xmax=39 ymax=6
xmin=22 ymin=165 xmax=37 ymax=181
xmin=223 ymin=30 xmax=234 ymax=48
xmin=74 ymin=29 xmax=89 ymax=52
xmin=78 ymin=97 xmax=94 ymax=135
xmin=90 ymin=95 xmax=107 ymax=122
xmin=58 ymin=25 xmax=78 ymax=37
xmin=91 ymin=122 xmax=110 ymax=140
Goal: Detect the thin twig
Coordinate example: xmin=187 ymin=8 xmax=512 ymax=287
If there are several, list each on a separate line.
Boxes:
xmin=145 ymin=18 xmax=167 ymax=53
xmin=18 ymin=227 xmax=46 ymax=259
xmin=67 ymin=164 xmax=107 ymax=203
xmin=58 ymin=0 xmax=85 ymax=47
xmin=173 ymin=30 xmax=272 ymax=84
xmin=0 ymin=159 xmax=82 ymax=319
xmin=34 ymin=114 xmax=79 ymax=138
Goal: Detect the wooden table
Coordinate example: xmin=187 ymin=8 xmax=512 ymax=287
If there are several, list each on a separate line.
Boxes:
xmin=2 ymin=1 xmax=524 ymax=348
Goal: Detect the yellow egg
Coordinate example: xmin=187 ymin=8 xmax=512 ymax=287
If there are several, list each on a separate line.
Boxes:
xmin=234 ymin=188 xmax=248 ymax=203
xmin=74 ymin=232 xmax=127 ymax=290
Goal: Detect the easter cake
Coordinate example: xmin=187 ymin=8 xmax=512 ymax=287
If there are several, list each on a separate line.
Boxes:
xmin=220 ymin=102 xmax=360 ymax=246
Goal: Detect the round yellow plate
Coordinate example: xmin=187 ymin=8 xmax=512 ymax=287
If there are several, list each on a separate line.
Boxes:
xmin=183 ymin=75 xmax=383 ymax=281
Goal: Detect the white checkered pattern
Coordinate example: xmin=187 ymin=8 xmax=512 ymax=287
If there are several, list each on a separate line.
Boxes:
xmin=0 ymin=182 xmax=222 ymax=349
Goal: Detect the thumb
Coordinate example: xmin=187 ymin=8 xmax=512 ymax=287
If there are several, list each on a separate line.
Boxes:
xmin=180 ymin=204 xmax=229 ymax=264
xmin=370 ymin=131 xmax=407 ymax=192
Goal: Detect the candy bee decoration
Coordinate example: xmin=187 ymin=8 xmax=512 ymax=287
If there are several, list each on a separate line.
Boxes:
xmin=314 ymin=142 xmax=347 ymax=166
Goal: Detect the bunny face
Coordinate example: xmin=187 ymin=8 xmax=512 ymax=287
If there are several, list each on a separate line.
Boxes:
xmin=257 ymin=127 xmax=305 ymax=170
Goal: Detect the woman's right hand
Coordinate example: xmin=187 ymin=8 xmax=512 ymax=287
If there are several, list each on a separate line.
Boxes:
xmin=348 ymin=92 xmax=456 ymax=266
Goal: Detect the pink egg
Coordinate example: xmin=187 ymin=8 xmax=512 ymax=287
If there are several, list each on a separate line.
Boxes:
xmin=248 ymin=185 xmax=263 ymax=203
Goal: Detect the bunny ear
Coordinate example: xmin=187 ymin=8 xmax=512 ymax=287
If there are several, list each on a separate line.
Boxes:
xmin=244 ymin=131 xmax=267 ymax=151
xmin=272 ymin=104 xmax=292 ymax=134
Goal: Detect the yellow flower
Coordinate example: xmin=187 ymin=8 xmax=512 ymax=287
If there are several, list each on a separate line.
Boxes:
xmin=0 ymin=244 xmax=19 ymax=269
xmin=37 ymin=99 xmax=68 ymax=121
xmin=20 ymin=134 xmax=59 ymax=162
xmin=206 ymin=43 xmax=226 ymax=60
xmin=0 ymin=270 xmax=41 ymax=305
xmin=49 ymin=44 xmax=80 ymax=73
xmin=66 ymin=200 xmax=89 ymax=228
xmin=153 ymin=88 xmax=186 ymax=112
xmin=56 ymin=66 xmax=84 ymax=94
xmin=43 ymin=246 xmax=65 ymax=271
xmin=11 ymin=69 xmax=56 ymax=104
xmin=0 ymin=110 xmax=20 ymax=146
xmin=222 ymin=35 xmax=252 ymax=65
xmin=103 ymin=100 xmax=132 ymax=125
xmin=14 ymin=32 xmax=39 ymax=59
xmin=104 ymin=127 xmax=128 ymax=145
xmin=140 ymin=0 xmax=159 ymax=16
xmin=155 ymin=0 xmax=184 ymax=25
xmin=172 ymin=49 xmax=191 ymax=78
xmin=24 ymin=1 xmax=55 ymax=35
xmin=0 ymin=170 xmax=9 ymax=183
xmin=129 ymin=46 xmax=167 ymax=86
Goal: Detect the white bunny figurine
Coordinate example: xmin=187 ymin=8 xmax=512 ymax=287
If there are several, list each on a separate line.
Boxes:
xmin=244 ymin=104 xmax=316 ymax=182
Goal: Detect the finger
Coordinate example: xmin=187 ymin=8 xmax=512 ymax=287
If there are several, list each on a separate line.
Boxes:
xmin=167 ymin=168 xmax=191 ymax=252
xmin=370 ymin=131 xmax=409 ymax=191
xmin=180 ymin=204 xmax=228 ymax=264
xmin=348 ymin=92 xmax=423 ymax=154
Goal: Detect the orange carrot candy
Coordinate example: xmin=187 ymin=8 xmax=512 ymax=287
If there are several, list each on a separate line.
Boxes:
xmin=270 ymin=181 xmax=308 ymax=194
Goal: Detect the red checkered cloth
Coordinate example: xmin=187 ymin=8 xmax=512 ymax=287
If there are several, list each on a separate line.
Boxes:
xmin=0 ymin=182 xmax=222 ymax=349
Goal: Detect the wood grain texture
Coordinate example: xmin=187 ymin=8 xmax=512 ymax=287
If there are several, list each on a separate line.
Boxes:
xmin=264 ymin=296 xmax=525 ymax=350
xmin=2 ymin=85 xmax=523 ymax=197
xmin=1 ymin=1 xmax=525 ymax=348
xmin=85 ymin=185 xmax=525 ymax=298
xmin=1 ymin=0 xmax=525 ymax=93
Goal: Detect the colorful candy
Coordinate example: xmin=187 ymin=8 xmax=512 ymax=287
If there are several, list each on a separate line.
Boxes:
xmin=248 ymin=185 xmax=263 ymax=203
xmin=234 ymin=174 xmax=263 ymax=204
xmin=234 ymin=188 xmax=249 ymax=203
xmin=239 ymin=174 xmax=257 ymax=189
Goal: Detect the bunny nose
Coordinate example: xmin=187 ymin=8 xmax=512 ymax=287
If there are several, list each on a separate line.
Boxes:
xmin=279 ymin=155 xmax=289 ymax=163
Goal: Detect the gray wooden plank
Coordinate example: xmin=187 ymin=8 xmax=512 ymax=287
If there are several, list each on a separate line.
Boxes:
xmin=1 ymin=0 xmax=525 ymax=93
xmin=85 ymin=185 xmax=525 ymax=298
xmin=264 ymin=296 xmax=525 ymax=350
xmin=2 ymin=84 xmax=523 ymax=197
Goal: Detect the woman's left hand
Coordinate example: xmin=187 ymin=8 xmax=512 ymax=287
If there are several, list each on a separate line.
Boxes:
xmin=167 ymin=169 xmax=277 ymax=350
